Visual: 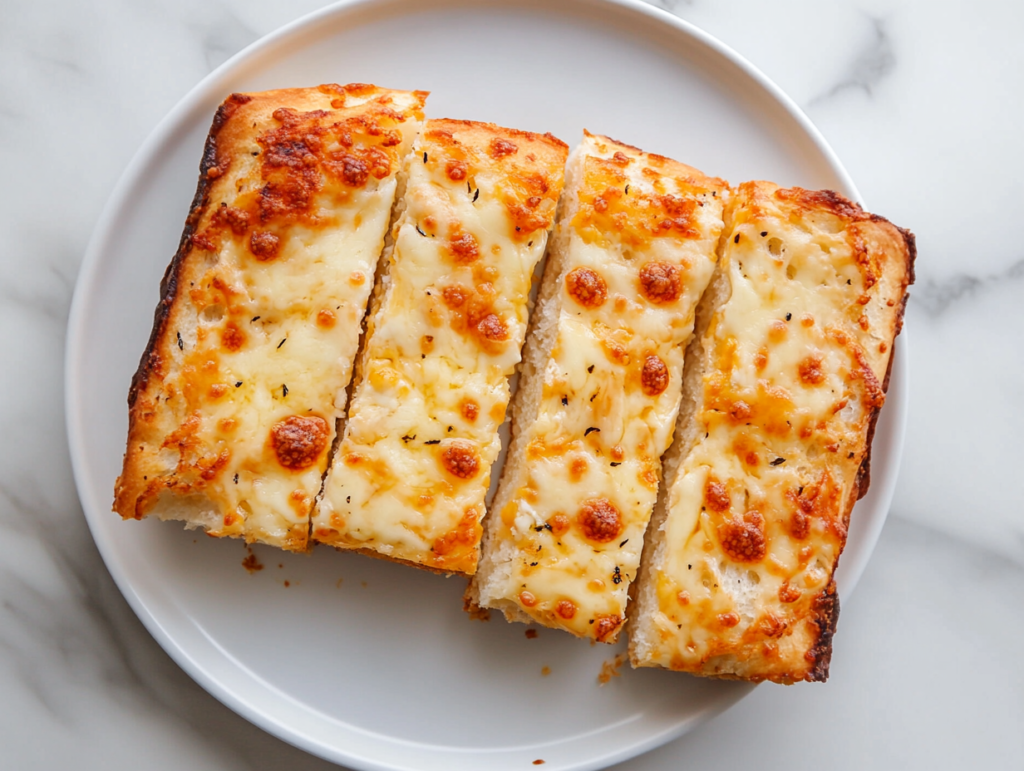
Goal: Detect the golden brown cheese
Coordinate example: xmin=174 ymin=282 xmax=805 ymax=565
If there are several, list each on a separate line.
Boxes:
xmin=629 ymin=181 xmax=914 ymax=680
xmin=470 ymin=133 xmax=728 ymax=641
xmin=113 ymin=84 xmax=427 ymax=551
xmin=313 ymin=120 xmax=568 ymax=574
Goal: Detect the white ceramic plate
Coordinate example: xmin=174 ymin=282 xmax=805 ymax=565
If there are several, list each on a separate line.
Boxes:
xmin=65 ymin=0 xmax=908 ymax=769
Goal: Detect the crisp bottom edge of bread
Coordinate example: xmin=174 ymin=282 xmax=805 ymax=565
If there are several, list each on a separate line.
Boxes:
xmin=325 ymin=542 xmax=472 ymax=578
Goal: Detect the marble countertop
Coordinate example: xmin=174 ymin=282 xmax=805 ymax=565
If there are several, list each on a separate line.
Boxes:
xmin=3 ymin=0 xmax=1022 ymax=768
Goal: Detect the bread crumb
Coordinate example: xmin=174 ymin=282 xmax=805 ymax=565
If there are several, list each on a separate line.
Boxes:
xmin=532 ymin=761 xmax=545 ymax=766
xmin=283 ymin=580 xmax=290 ymax=588
xmin=336 ymin=577 xmax=344 ymax=588
xmin=463 ymin=594 xmax=490 ymax=621
xmin=242 ymin=548 xmax=263 ymax=574
xmin=361 ymin=581 xmax=368 ymax=588
xmin=598 ymin=653 xmax=627 ymax=685
xmin=541 ymin=666 xmax=551 ymax=676
xmin=525 ymin=629 xmax=538 ymax=639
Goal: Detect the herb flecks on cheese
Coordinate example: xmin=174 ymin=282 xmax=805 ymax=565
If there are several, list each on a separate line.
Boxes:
xmin=113 ymin=85 xmax=427 ymax=551
xmin=475 ymin=133 xmax=727 ymax=640
xmin=314 ymin=120 xmax=568 ymax=574
xmin=632 ymin=182 xmax=913 ymax=681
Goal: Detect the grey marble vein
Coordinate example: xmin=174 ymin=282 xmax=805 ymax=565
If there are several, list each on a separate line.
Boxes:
xmin=810 ymin=15 xmax=895 ymax=105
xmin=912 ymin=257 xmax=1024 ymax=316
xmin=617 ymin=514 xmax=1024 ymax=770
xmin=0 ymin=263 xmax=74 ymax=329
xmin=0 ymin=477 xmax=340 ymax=770
xmin=2 ymin=0 xmax=1023 ymax=768
xmin=27 ymin=49 xmax=85 ymax=77
xmin=184 ymin=4 xmax=260 ymax=74
xmin=0 ymin=482 xmax=152 ymax=698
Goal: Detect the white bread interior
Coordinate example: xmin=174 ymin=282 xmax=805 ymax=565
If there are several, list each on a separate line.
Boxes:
xmin=627 ymin=214 xmax=734 ymax=663
xmin=467 ymin=143 xmax=585 ymax=622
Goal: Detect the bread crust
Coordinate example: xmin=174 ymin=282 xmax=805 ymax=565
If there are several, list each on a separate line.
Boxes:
xmin=469 ymin=134 xmax=728 ymax=640
xmin=114 ymin=84 xmax=427 ymax=550
xmin=116 ymin=95 xmax=915 ymax=679
xmin=313 ymin=119 xmax=568 ymax=574
xmin=126 ymin=94 xmax=244 ymax=417
xmin=628 ymin=182 xmax=914 ymax=682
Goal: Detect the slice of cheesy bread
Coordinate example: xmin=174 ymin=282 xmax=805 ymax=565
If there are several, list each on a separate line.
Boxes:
xmin=467 ymin=133 xmax=729 ymax=642
xmin=113 ymin=84 xmax=427 ymax=551
xmin=313 ymin=120 xmax=568 ymax=574
xmin=629 ymin=182 xmax=915 ymax=680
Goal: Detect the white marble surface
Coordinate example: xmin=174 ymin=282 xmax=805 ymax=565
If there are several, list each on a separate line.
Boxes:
xmin=2 ymin=0 xmax=1022 ymax=768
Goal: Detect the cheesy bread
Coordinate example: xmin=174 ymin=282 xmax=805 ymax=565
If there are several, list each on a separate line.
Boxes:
xmin=114 ymin=84 xmax=427 ymax=551
xmin=629 ymin=182 xmax=915 ymax=680
xmin=468 ymin=133 xmax=729 ymax=642
xmin=313 ymin=120 xmax=568 ymax=574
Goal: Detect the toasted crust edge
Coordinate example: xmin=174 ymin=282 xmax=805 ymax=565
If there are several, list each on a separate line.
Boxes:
xmin=126 ymin=94 xmax=247 ymax=414
xmin=629 ymin=184 xmax=915 ymax=683
xmin=316 ymin=117 xmax=567 ymax=574
xmin=730 ymin=186 xmax=915 ymax=683
xmin=432 ymin=117 xmax=569 ymax=153
xmin=583 ymin=129 xmax=729 ymax=189
xmin=115 ymin=85 xmax=429 ymax=528
xmin=114 ymin=95 xmax=246 ymax=521
xmin=468 ymin=133 xmax=729 ymax=641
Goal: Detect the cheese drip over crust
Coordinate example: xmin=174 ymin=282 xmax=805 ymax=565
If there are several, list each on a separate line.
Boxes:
xmin=472 ymin=133 xmax=727 ymax=641
xmin=314 ymin=120 xmax=568 ymax=574
xmin=114 ymin=84 xmax=427 ymax=551
xmin=629 ymin=181 xmax=914 ymax=680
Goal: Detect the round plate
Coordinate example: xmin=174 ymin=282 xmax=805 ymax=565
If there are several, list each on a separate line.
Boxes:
xmin=65 ymin=0 xmax=908 ymax=769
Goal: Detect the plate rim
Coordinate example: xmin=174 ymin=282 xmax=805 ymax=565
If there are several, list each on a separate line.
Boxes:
xmin=64 ymin=0 xmax=908 ymax=768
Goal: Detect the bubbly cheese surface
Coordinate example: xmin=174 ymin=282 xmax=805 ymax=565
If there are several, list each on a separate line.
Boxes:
xmin=477 ymin=134 xmax=727 ymax=640
xmin=314 ymin=120 xmax=568 ymax=573
xmin=114 ymin=85 xmax=427 ymax=550
xmin=637 ymin=182 xmax=912 ymax=680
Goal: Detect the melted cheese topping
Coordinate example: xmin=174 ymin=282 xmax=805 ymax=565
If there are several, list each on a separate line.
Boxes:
xmin=114 ymin=85 xmax=426 ymax=551
xmin=478 ymin=134 xmax=727 ymax=640
xmin=640 ymin=182 xmax=908 ymax=679
xmin=314 ymin=120 xmax=568 ymax=573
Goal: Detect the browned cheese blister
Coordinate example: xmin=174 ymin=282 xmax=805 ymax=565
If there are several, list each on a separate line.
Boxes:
xmin=314 ymin=120 xmax=568 ymax=574
xmin=469 ymin=133 xmax=728 ymax=640
xmin=114 ymin=84 xmax=427 ymax=550
xmin=629 ymin=182 xmax=914 ymax=681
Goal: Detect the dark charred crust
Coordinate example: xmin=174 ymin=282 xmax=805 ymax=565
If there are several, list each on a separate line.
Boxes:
xmin=857 ymin=355 xmax=887 ymax=499
xmin=891 ymin=226 xmax=916 ymax=336
xmin=857 ymin=404 xmax=881 ymax=499
xmin=805 ymin=579 xmax=840 ymax=682
xmin=856 ymin=223 xmax=915 ymax=500
xmin=127 ymin=98 xmax=240 ymax=408
xmin=897 ymin=225 xmax=917 ymax=286
xmin=861 ymin=337 xmax=899 ymax=498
